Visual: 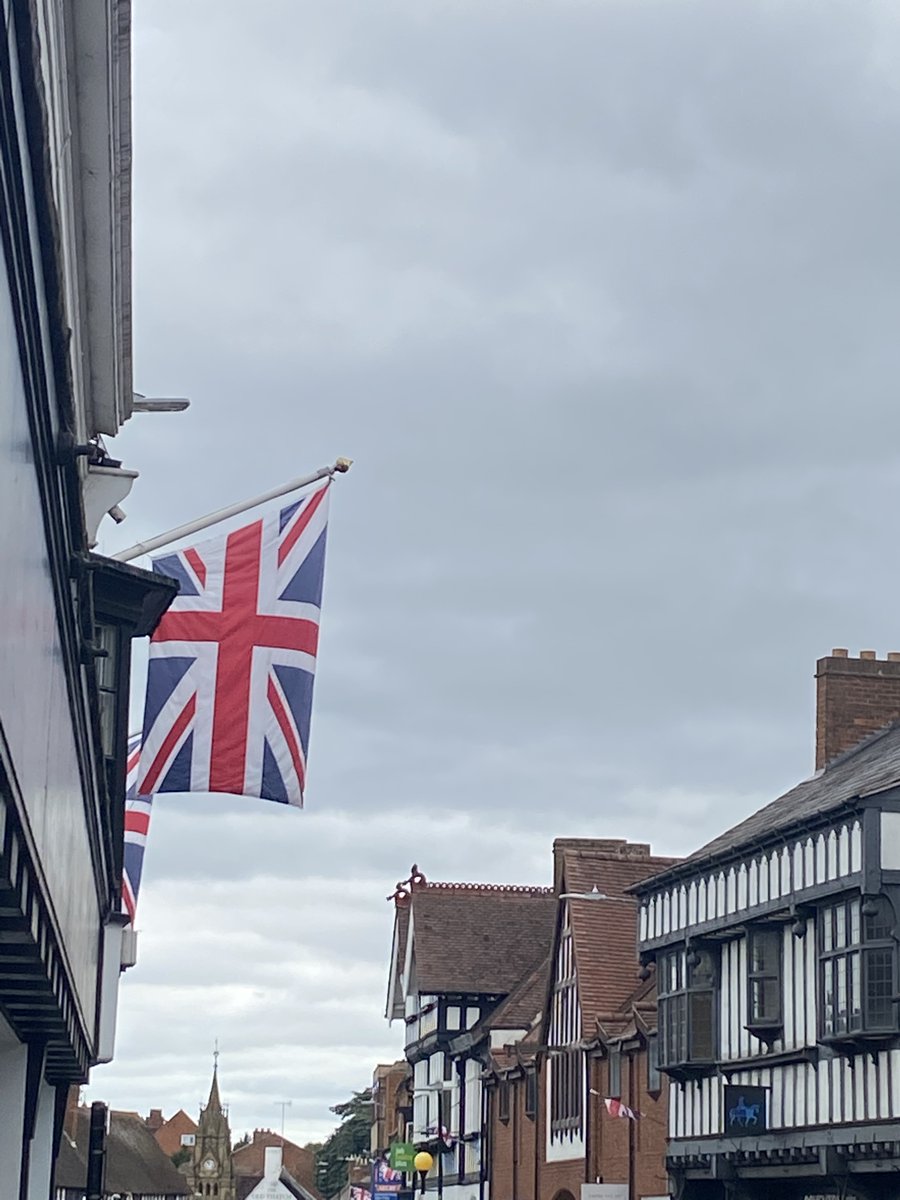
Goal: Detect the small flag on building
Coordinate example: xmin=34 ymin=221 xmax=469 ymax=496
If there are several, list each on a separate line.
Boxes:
xmin=138 ymin=483 xmax=330 ymax=807
xmin=122 ymin=732 xmax=151 ymax=921
xmin=605 ymin=1098 xmax=639 ymax=1120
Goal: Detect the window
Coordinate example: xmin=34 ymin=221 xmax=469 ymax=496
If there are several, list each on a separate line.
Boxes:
xmin=549 ymin=918 xmax=583 ymax=1132
xmin=608 ymin=1046 xmax=622 ymax=1098
xmin=498 ymin=1079 xmax=510 ymax=1124
xmin=658 ymin=947 xmax=718 ymax=1068
xmin=524 ymin=1069 xmax=538 ymax=1120
xmin=747 ymin=928 xmax=782 ymax=1028
xmin=550 ymin=1048 xmax=583 ymax=1131
xmin=646 ymin=1034 xmax=661 ymax=1094
xmin=820 ymin=895 xmax=897 ymax=1038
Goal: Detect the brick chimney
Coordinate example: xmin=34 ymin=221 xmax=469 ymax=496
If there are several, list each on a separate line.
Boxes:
xmin=816 ymin=649 xmax=900 ymax=769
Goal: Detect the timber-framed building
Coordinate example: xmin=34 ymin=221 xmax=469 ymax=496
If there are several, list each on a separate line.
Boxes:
xmin=634 ymin=651 xmax=900 ymax=1200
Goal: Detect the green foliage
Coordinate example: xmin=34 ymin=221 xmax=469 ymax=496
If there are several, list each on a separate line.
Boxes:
xmin=316 ymin=1088 xmax=374 ymax=1199
xmin=170 ymin=1147 xmax=191 ymax=1168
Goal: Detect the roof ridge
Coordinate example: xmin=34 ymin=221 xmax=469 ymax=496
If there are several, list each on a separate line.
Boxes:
xmin=420 ymin=880 xmax=553 ymax=895
xmin=388 ymin=864 xmax=552 ymax=905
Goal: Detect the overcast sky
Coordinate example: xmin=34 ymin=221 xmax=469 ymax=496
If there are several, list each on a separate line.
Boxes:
xmin=87 ymin=0 xmax=900 ymax=1147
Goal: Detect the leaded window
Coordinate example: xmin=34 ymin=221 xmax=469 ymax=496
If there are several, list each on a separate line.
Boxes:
xmin=646 ymin=1033 xmax=661 ymax=1094
xmin=608 ymin=1046 xmax=621 ymax=1098
xmin=820 ymin=895 xmax=896 ymax=1038
xmin=658 ymin=947 xmax=718 ymax=1067
xmin=549 ymin=914 xmax=583 ymax=1132
xmin=550 ymin=1046 xmax=583 ymax=1130
xmin=524 ymin=1069 xmax=538 ymax=1120
xmin=747 ymin=927 xmax=782 ymax=1028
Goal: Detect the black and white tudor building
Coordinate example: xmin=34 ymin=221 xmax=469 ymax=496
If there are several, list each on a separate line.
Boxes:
xmin=634 ymin=652 xmax=900 ymax=1200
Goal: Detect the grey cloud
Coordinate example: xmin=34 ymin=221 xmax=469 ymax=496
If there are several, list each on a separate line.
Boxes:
xmin=89 ymin=0 xmax=900 ymax=1142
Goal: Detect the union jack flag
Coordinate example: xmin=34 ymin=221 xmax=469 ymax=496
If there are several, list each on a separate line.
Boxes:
xmin=123 ymin=732 xmax=151 ymax=921
xmin=138 ymin=484 xmax=330 ymax=807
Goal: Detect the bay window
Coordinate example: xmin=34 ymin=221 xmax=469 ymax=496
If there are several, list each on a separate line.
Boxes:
xmin=658 ymin=947 xmax=718 ymax=1068
xmin=820 ymin=895 xmax=897 ymax=1038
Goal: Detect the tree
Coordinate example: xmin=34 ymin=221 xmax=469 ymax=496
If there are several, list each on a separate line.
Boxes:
xmin=316 ymin=1089 xmax=373 ymax=1199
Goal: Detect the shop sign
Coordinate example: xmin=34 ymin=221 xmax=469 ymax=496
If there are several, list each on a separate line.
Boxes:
xmin=723 ymin=1084 xmax=768 ymax=1136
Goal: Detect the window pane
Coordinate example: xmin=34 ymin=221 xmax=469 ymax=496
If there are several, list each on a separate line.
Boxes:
xmin=751 ymin=978 xmax=780 ymax=1023
xmin=836 ymin=904 xmax=847 ymax=950
xmin=608 ymin=1048 xmax=621 ymax=1098
xmin=750 ymin=930 xmax=779 ymax=975
xmin=689 ymin=950 xmax=716 ymax=989
xmin=865 ymin=948 xmax=895 ymax=1029
xmin=647 ymin=1034 xmax=660 ymax=1092
xmin=849 ymin=951 xmax=862 ymax=1030
xmin=836 ymin=956 xmax=848 ymax=1033
xmin=822 ymin=958 xmax=834 ymax=1036
xmin=689 ymin=992 xmax=714 ymax=1061
xmin=823 ymin=908 xmax=834 ymax=953
xmin=865 ymin=899 xmax=893 ymax=941
xmin=850 ymin=899 xmax=861 ymax=945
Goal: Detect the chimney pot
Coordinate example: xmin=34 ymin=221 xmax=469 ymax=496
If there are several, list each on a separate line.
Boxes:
xmin=860 ymin=650 xmax=877 ymax=660
xmin=831 ymin=648 xmax=849 ymax=657
xmin=887 ymin=653 xmax=900 ymax=663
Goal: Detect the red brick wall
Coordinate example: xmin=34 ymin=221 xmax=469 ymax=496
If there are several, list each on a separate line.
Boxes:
xmin=589 ymin=1051 xmax=668 ymax=1199
xmin=535 ymin=1059 xmax=584 ymax=1200
xmin=488 ymin=1077 xmax=538 ymax=1200
xmin=532 ymin=1050 xmax=667 ymax=1200
xmin=816 ymin=650 xmax=900 ymax=768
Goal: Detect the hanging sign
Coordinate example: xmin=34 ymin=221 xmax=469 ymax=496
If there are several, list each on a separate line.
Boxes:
xmin=723 ymin=1084 xmax=768 ymax=1136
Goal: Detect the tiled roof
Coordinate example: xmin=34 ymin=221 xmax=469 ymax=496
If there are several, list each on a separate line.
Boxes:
xmin=483 ymin=955 xmax=550 ymax=1031
xmin=237 ymin=1169 xmax=318 ymax=1200
xmin=595 ymin=978 xmax=658 ymax=1044
xmin=411 ymin=885 xmax=556 ymax=995
xmin=152 ymin=1108 xmax=198 ymax=1158
xmin=233 ymin=1131 xmax=321 ymax=1197
xmin=55 ymin=1108 xmax=190 ymax=1195
xmin=632 ymin=721 xmax=900 ymax=892
xmin=553 ymin=840 xmax=679 ymax=1033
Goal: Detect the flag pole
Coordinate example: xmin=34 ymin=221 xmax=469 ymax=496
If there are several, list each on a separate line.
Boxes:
xmin=111 ymin=457 xmax=352 ymax=563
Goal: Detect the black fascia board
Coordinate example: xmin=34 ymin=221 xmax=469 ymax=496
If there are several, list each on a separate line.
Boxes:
xmin=87 ymin=554 xmax=178 ymax=635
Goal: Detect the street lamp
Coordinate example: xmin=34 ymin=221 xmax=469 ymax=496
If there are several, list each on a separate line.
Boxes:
xmin=413 ymin=1151 xmax=433 ymax=1195
xmin=558 ymin=888 xmax=636 ymax=902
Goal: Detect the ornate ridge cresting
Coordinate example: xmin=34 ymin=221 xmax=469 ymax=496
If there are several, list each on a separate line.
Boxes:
xmin=388 ymin=863 xmax=552 ymax=905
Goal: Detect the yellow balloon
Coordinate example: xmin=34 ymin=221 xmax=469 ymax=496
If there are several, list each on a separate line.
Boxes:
xmin=413 ymin=1152 xmax=434 ymax=1174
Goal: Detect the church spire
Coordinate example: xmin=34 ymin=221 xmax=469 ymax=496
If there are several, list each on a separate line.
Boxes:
xmin=206 ymin=1040 xmax=222 ymax=1114
xmin=193 ymin=1045 xmax=234 ymax=1200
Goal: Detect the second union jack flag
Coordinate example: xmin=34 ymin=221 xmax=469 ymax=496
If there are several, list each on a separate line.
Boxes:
xmin=123 ymin=732 xmax=149 ymax=921
xmin=138 ymin=483 xmax=330 ymax=807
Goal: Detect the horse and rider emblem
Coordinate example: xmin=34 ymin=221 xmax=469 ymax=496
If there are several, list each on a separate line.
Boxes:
xmin=728 ymin=1095 xmax=762 ymax=1127
xmin=724 ymin=1084 xmax=767 ymax=1136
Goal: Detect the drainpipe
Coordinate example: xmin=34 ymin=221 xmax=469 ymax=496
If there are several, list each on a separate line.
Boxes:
xmin=627 ymin=1053 xmax=636 ymax=1200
